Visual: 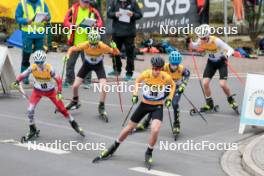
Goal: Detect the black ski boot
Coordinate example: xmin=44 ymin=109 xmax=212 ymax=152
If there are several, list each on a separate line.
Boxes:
xmin=66 ymin=97 xmax=81 ymax=110
xmin=98 ymin=102 xmax=108 ymax=122
xmin=200 ymin=97 xmax=214 ymax=112
xmin=21 ymin=124 xmax=40 ymax=143
xmin=93 ymin=141 xmax=120 ymax=163
xmin=228 ymin=95 xmax=239 ymax=115
xmin=145 ymin=150 xmax=154 ymax=170
xmin=70 ymin=120 xmax=85 ymax=137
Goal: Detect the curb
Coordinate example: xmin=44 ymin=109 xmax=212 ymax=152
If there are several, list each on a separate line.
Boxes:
xmin=242 ymin=135 xmax=264 ymax=176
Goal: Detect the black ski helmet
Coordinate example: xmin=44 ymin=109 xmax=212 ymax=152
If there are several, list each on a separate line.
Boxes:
xmin=151 ymin=56 xmax=165 ymax=68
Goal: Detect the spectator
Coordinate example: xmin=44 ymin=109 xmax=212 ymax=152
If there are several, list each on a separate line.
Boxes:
xmin=107 ymin=0 xmax=142 ymax=81
xmin=63 ymin=0 xmax=103 ymax=88
xmin=15 ymin=0 xmax=51 ymax=84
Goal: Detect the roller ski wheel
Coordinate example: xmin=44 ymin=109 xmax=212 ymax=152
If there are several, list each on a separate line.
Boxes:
xmin=98 ymin=104 xmax=109 ymax=123
xmin=70 ymin=120 xmax=85 ymax=137
xmin=99 ymin=111 xmax=109 ymax=123
xmin=145 ymin=152 xmax=153 ymax=170
xmin=232 ymin=106 xmax=240 ymax=115
xmin=21 ymin=126 xmax=40 ymax=143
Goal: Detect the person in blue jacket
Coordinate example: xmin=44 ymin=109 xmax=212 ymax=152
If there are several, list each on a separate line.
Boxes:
xmin=16 ymin=0 xmax=50 ymax=84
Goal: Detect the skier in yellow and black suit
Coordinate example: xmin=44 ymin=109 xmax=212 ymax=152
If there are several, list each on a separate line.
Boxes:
xmin=135 ymin=51 xmax=190 ymax=136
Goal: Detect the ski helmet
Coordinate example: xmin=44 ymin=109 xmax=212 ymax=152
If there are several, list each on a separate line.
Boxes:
xmin=196 ymin=24 xmax=211 ymax=38
xmin=151 ymin=56 xmax=165 ymax=68
xmin=32 ymin=50 xmax=46 ymax=64
xmin=169 ymin=51 xmax=182 ymax=65
xmin=88 ymin=30 xmax=101 ymax=44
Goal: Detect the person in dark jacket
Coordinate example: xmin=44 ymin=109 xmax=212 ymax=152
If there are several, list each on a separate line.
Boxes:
xmin=107 ymin=0 xmax=142 ymax=81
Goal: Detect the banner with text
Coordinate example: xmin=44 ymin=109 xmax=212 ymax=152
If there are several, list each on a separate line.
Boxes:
xmin=106 ymin=0 xmax=200 ymax=33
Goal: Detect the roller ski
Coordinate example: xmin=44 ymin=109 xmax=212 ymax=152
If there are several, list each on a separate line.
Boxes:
xmin=92 ymin=142 xmax=119 ymax=163
xmin=145 ymin=151 xmax=153 ymax=170
xmin=66 ymin=100 xmax=81 ymax=111
xmin=228 ymin=95 xmax=240 ymax=115
xmin=98 ymin=103 xmax=109 ymax=123
xmin=190 ymin=97 xmax=219 ymax=116
xmin=21 ymin=124 xmax=40 ymax=143
xmin=190 ymin=104 xmax=219 ymax=116
xmin=70 ymin=120 xmax=85 ymax=137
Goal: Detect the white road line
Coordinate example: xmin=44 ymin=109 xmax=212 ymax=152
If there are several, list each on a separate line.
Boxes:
xmin=129 ymin=167 xmax=182 ymax=176
xmin=0 ymin=139 xmax=70 ymax=155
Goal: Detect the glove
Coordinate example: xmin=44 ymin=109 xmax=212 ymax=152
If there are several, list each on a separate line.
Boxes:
xmin=11 ymin=81 xmax=19 ymax=89
xmin=110 ymin=41 xmax=117 ymax=49
xmin=56 ymin=92 xmax=63 ymax=100
xmin=63 ymin=56 xmax=69 ymax=62
xmin=131 ymin=95 xmax=138 ymax=104
xmin=165 ymin=99 xmax=172 ymax=108
xmin=178 ymin=84 xmax=186 ymax=94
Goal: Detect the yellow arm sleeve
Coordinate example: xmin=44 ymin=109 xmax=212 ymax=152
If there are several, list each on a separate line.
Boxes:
xmin=167 ymin=77 xmax=176 ymax=100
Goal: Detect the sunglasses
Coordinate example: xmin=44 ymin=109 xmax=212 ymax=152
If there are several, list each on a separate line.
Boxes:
xmin=81 ymin=0 xmax=90 ymax=4
xmin=170 ymin=63 xmax=179 ymax=66
xmin=35 ymin=62 xmax=44 ymax=65
xmin=152 ymin=67 xmax=162 ymax=71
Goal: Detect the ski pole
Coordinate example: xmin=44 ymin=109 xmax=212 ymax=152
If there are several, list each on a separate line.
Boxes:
xmin=113 ymin=55 xmax=124 ymax=113
xmin=183 ymin=93 xmax=208 ymax=124
xmin=12 ymin=83 xmax=29 ymax=100
xmin=167 ymin=107 xmax=174 ymax=136
xmin=122 ymin=104 xmax=134 ymax=127
xmin=225 ymin=60 xmax=245 ymax=86
xmin=61 ymin=57 xmax=67 ymax=80
xmin=189 ymin=46 xmax=207 ymax=102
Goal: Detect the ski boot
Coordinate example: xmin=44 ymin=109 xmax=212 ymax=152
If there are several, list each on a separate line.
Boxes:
xmin=66 ymin=99 xmax=81 ymax=111
xmin=21 ymin=124 xmax=40 ymax=143
xmin=93 ymin=141 xmax=119 ymax=163
xmin=134 ymin=117 xmax=151 ymax=132
xmin=172 ymin=122 xmax=180 ymax=141
xmin=145 ymin=151 xmax=154 ymax=170
xmin=98 ymin=102 xmax=108 ymax=123
xmin=228 ymin=95 xmax=239 ymax=115
xmin=70 ymin=120 xmax=85 ymax=137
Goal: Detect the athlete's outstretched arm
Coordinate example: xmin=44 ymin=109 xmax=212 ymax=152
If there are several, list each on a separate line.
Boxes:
xmin=16 ymin=67 xmax=32 ymax=82
xmin=51 ymin=68 xmax=62 ymax=93
xmin=215 ymin=38 xmax=234 ymax=58
xmin=66 ymin=42 xmax=90 ymax=58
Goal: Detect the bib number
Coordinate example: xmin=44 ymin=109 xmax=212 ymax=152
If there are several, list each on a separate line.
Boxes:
xmin=150 ymin=91 xmax=158 ymax=97
xmin=41 ymin=83 xmax=48 ymax=89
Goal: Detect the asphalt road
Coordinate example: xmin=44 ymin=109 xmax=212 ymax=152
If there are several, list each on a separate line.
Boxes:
xmin=0 ymin=76 xmax=259 ymax=176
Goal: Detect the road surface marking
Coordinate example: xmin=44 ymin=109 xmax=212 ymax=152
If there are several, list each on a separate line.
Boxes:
xmin=0 ymin=139 xmax=70 ymax=155
xmin=129 ymin=167 xmax=182 ymax=176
